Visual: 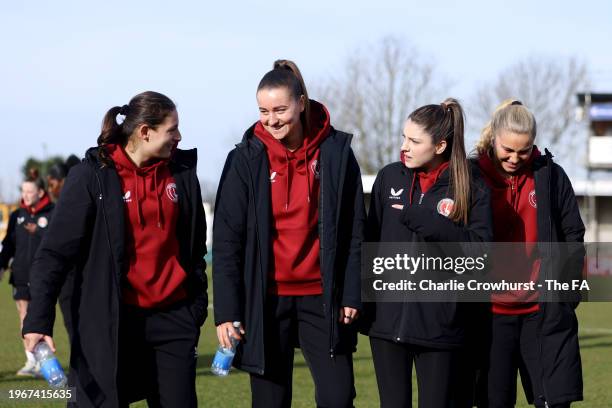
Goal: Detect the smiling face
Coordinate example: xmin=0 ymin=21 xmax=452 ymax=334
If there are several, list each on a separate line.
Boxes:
xmin=21 ymin=181 xmax=44 ymax=207
xmin=492 ymin=129 xmax=534 ymax=174
xmin=142 ymin=110 xmax=181 ymax=160
xmin=401 ymin=119 xmax=447 ymax=171
xmin=256 ymin=87 xmax=304 ymax=147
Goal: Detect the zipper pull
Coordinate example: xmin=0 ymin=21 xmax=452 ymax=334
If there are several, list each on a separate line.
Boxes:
xmin=98 ymin=193 xmax=103 ymax=200
xmin=418 ymin=193 xmax=424 ymax=205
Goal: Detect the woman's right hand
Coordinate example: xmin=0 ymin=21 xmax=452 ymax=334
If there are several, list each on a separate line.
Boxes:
xmin=23 ymin=333 xmax=56 ymax=353
xmin=216 ymin=322 xmax=245 ymax=349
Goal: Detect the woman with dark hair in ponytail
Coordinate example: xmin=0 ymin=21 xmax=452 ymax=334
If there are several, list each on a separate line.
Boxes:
xmin=213 ymin=60 xmax=365 ymax=407
xmin=0 ymin=169 xmax=54 ymax=377
xmin=363 ymin=99 xmax=493 ymax=407
xmin=22 ymin=91 xmax=208 ymax=407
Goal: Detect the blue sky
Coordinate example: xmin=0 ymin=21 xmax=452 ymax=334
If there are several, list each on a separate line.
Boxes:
xmin=1 ymin=0 xmax=611 ymax=200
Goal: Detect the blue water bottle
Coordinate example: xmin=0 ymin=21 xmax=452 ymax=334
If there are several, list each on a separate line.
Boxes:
xmin=211 ymin=321 xmax=241 ymax=376
xmin=34 ymin=342 xmax=67 ymax=388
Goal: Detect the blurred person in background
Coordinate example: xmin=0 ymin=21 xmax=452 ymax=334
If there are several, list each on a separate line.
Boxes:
xmin=0 ymin=169 xmax=54 ymax=376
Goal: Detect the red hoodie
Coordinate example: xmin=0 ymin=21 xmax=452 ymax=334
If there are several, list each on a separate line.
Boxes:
xmin=478 ymin=148 xmax=541 ymax=315
xmin=107 ymin=144 xmax=188 ymax=308
xmin=254 ymin=100 xmax=331 ymax=296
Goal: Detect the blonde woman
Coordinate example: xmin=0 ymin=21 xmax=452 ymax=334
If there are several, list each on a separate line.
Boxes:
xmin=475 ymin=100 xmax=584 ymax=407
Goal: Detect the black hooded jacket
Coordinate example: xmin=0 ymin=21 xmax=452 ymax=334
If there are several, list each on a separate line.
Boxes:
xmin=22 ymin=147 xmax=208 ymax=408
xmin=0 ymin=201 xmax=54 ymax=287
xmin=213 ymin=125 xmax=365 ymax=375
xmin=362 ymin=161 xmax=493 ymax=348
xmin=476 ymin=149 xmax=585 ymax=405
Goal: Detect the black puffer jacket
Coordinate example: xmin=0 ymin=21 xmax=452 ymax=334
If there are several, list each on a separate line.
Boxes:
xmin=213 ymin=126 xmax=365 ymax=375
xmin=23 ymin=147 xmax=208 ymax=408
xmin=0 ymin=200 xmax=54 ymax=287
xmin=362 ymin=161 xmax=493 ymax=348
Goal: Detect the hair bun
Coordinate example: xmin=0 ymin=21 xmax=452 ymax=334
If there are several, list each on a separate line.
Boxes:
xmin=510 ymin=100 xmax=523 ymax=106
xmin=28 ymin=167 xmax=39 ymax=180
xmin=273 ymin=59 xmax=291 ymax=70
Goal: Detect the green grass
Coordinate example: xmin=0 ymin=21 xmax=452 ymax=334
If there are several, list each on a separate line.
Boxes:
xmin=0 ymin=278 xmax=611 ymax=407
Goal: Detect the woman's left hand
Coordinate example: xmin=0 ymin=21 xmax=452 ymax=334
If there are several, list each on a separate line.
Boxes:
xmin=338 ymin=307 xmax=359 ymax=324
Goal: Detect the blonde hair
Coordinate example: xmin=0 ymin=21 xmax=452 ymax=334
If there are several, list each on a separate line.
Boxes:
xmin=476 ymin=99 xmax=537 ymax=156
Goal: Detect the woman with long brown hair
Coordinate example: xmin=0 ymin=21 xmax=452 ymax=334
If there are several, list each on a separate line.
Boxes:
xmin=363 ymin=99 xmax=493 ymax=407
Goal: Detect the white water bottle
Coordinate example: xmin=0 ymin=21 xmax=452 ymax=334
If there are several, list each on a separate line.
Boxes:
xmin=211 ymin=321 xmax=241 ymax=376
xmin=34 ymin=342 xmax=67 ymax=388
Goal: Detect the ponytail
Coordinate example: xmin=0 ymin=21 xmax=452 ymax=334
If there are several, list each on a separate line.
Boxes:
xmin=476 ymin=99 xmax=536 ymax=156
xmin=96 ymin=92 xmax=176 ymax=167
xmin=442 ymin=98 xmax=470 ymax=225
xmin=97 ymin=106 xmax=125 ymax=166
xmin=408 ymin=98 xmax=470 ymax=224
xmin=258 ymin=59 xmax=311 ymax=135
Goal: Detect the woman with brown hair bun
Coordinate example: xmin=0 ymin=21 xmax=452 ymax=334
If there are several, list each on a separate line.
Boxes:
xmin=213 ymin=59 xmax=365 ymax=408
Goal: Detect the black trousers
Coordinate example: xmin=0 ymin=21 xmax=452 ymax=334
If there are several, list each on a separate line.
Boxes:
xmin=118 ymin=300 xmax=200 ymax=408
xmin=250 ymin=295 xmax=355 ymax=408
xmin=370 ymin=337 xmax=464 ymax=408
xmin=485 ymin=312 xmax=570 ymax=408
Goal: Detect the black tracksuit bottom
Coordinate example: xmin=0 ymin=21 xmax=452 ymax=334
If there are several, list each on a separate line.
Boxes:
xmin=250 ymin=295 xmax=355 ymax=408
xmin=118 ymin=300 xmax=200 ymax=408
xmin=484 ymin=312 xmax=570 ymax=408
xmin=370 ymin=337 xmax=465 ymax=408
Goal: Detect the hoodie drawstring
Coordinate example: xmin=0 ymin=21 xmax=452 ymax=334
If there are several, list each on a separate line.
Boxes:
xmin=133 ymin=167 xmax=163 ymax=229
xmin=305 ymin=147 xmax=311 ymax=204
xmin=284 ymin=151 xmax=290 ymax=211
xmin=154 ymin=166 xmax=162 ymax=228
xmin=134 ymin=169 xmax=144 ymax=227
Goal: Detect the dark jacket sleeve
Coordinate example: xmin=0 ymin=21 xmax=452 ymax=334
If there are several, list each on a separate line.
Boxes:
xmin=365 ymin=171 xmax=384 ymax=243
xmin=23 ymin=164 xmax=94 ymax=337
xmin=0 ymin=210 xmax=18 ymax=269
xmin=189 ymin=170 xmax=209 ymax=327
xmin=554 ymin=164 xmax=585 ymax=243
xmin=340 ymin=149 xmax=366 ymax=310
xmin=553 ymin=164 xmax=586 ymax=302
xmin=213 ymin=150 xmax=248 ymax=326
xmin=401 ymin=182 xmax=493 ymax=243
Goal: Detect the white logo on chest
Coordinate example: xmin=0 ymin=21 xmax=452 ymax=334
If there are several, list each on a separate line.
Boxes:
xmin=388 ymin=188 xmax=404 ymax=200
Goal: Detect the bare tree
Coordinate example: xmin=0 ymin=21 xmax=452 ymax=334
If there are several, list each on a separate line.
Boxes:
xmin=314 ymin=36 xmax=447 ymax=174
xmin=471 ymin=56 xmax=589 ymax=161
